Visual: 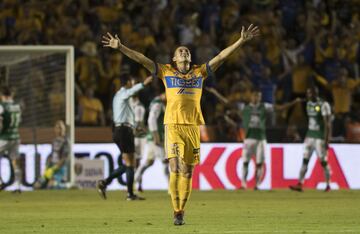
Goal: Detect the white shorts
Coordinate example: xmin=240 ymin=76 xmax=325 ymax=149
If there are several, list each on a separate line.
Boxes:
xmin=0 ymin=139 xmax=20 ymax=160
xmin=242 ymin=139 xmax=266 ymax=164
xmin=144 ymin=141 xmax=165 ymax=161
xmin=134 ymin=137 xmax=147 ymax=159
xmin=303 ymin=137 xmax=327 ymax=161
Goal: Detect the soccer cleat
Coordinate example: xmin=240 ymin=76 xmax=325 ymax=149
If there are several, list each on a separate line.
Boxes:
xmin=324 ymin=185 xmax=331 ymax=192
xmin=254 ymin=186 xmax=259 ymax=191
xmin=96 ymin=180 xmax=107 ymax=200
xmin=11 ymin=189 xmax=21 ymax=194
xmin=126 ymin=194 xmax=145 ymax=201
xmin=173 ymin=211 xmax=185 ymax=226
xmin=137 ymin=185 xmax=143 ymax=193
xmin=289 ymin=183 xmax=303 ymax=192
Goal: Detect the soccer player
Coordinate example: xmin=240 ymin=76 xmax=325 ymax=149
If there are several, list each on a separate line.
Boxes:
xmin=101 ymin=24 xmax=259 ymax=225
xmin=135 ymin=93 xmax=168 ymax=192
xmin=34 ymin=120 xmax=69 ymax=189
xmin=240 ymin=89 xmax=300 ymax=190
xmin=206 ymin=87 xmax=300 ymax=190
xmin=0 ymin=86 xmax=22 ymax=193
xmin=290 ymin=87 xmax=332 ymax=192
xmin=97 ymin=74 xmax=153 ymax=200
xmin=129 ymin=90 xmax=147 ymax=168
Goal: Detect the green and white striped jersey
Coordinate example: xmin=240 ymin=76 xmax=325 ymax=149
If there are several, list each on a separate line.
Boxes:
xmin=0 ymin=100 xmax=21 ymax=140
xmin=306 ymin=99 xmax=331 ymax=139
xmin=242 ymin=103 xmax=273 ymax=140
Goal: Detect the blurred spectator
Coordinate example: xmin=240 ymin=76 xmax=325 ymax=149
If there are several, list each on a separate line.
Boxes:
xmin=257 ymin=67 xmax=276 ymax=104
xmin=48 ymin=79 xmax=65 ymax=124
xmin=283 ymin=125 xmax=302 ymax=142
xmin=178 ymin=13 xmax=201 ymax=46
xmin=195 ymin=33 xmax=219 ymax=63
xmin=77 ymin=87 xmax=106 ymax=126
xmin=315 ymin=68 xmax=360 ymax=139
xmin=76 ymin=41 xmax=106 ymax=90
xmin=346 ymin=110 xmax=360 ymax=143
xmin=291 ymin=55 xmax=313 ymax=99
xmin=2 ymin=0 xmax=359 ymax=142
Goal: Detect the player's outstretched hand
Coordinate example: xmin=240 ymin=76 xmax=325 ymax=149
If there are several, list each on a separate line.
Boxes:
xmin=102 ymin=32 xmax=121 ymax=49
xmin=143 ymin=75 xmax=153 ymax=86
xmin=240 ymin=24 xmax=260 ymax=43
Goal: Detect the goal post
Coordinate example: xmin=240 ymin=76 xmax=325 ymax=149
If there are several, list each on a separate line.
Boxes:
xmin=0 ymin=46 xmax=75 ymax=186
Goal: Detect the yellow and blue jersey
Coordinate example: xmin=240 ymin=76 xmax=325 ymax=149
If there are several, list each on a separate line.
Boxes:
xmin=156 ymin=63 xmax=212 ymax=125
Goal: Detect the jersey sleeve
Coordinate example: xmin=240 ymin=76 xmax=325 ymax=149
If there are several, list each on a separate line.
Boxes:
xmin=321 ymin=102 xmax=331 ymax=116
xmin=121 ymin=83 xmax=145 ymax=99
xmin=148 ymin=103 xmax=162 ymax=131
xmin=199 ymin=63 xmax=214 ymax=80
xmin=96 ymin=99 xmax=104 ymax=112
xmin=155 ymin=63 xmax=168 ymax=80
xmin=0 ymin=105 xmax=3 ymax=115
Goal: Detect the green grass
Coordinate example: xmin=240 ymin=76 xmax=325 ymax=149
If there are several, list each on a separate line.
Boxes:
xmin=0 ymin=190 xmax=359 ymax=234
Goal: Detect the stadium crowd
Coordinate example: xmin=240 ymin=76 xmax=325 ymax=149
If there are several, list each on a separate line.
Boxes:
xmin=0 ymin=0 xmax=359 ymax=142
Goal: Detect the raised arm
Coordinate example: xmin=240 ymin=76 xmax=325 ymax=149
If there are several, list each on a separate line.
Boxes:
xmin=274 ymin=98 xmax=302 ymax=111
xmin=208 ymin=24 xmax=260 ymax=72
xmin=102 ymin=32 xmax=155 ymax=73
xmin=122 ymin=76 xmax=153 ymax=99
xmin=314 ymin=73 xmax=330 ymax=90
xmin=205 ymin=87 xmax=229 ymax=104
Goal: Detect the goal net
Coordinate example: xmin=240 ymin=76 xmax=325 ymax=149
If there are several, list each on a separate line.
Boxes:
xmin=0 ymin=46 xmax=74 ymax=190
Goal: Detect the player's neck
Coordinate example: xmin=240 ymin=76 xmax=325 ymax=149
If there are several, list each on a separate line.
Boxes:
xmin=310 ymin=97 xmax=318 ymax=102
xmin=176 ymin=62 xmax=190 ymax=74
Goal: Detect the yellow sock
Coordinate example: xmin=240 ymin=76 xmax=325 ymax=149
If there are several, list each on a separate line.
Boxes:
xmin=179 ymin=174 xmax=192 ymax=211
xmin=169 ymin=172 xmax=180 ymax=212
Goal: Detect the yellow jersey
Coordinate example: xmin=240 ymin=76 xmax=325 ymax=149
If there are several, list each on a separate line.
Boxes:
xmin=157 ymin=63 xmax=212 ymax=125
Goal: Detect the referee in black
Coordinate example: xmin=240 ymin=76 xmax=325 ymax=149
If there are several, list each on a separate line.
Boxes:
xmin=97 ymin=74 xmax=153 ymax=200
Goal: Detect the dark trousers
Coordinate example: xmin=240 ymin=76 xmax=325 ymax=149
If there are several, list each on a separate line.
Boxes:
xmin=105 ymin=125 xmax=135 ymax=196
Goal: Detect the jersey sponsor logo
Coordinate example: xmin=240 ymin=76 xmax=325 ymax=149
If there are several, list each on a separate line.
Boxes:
xmin=165 ymin=76 xmax=202 ymax=89
xmin=192 ymin=144 xmax=351 ymax=190
xmin=1 ymin=144 xmax=358 ymax=190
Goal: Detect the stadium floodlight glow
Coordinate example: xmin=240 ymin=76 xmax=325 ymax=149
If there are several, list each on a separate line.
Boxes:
xmin=0 ymin=45 xmax=75 ymax=186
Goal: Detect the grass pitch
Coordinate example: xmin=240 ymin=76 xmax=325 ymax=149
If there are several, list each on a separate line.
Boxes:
xmin=0 ymin=189 xmax=359 ymax=234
